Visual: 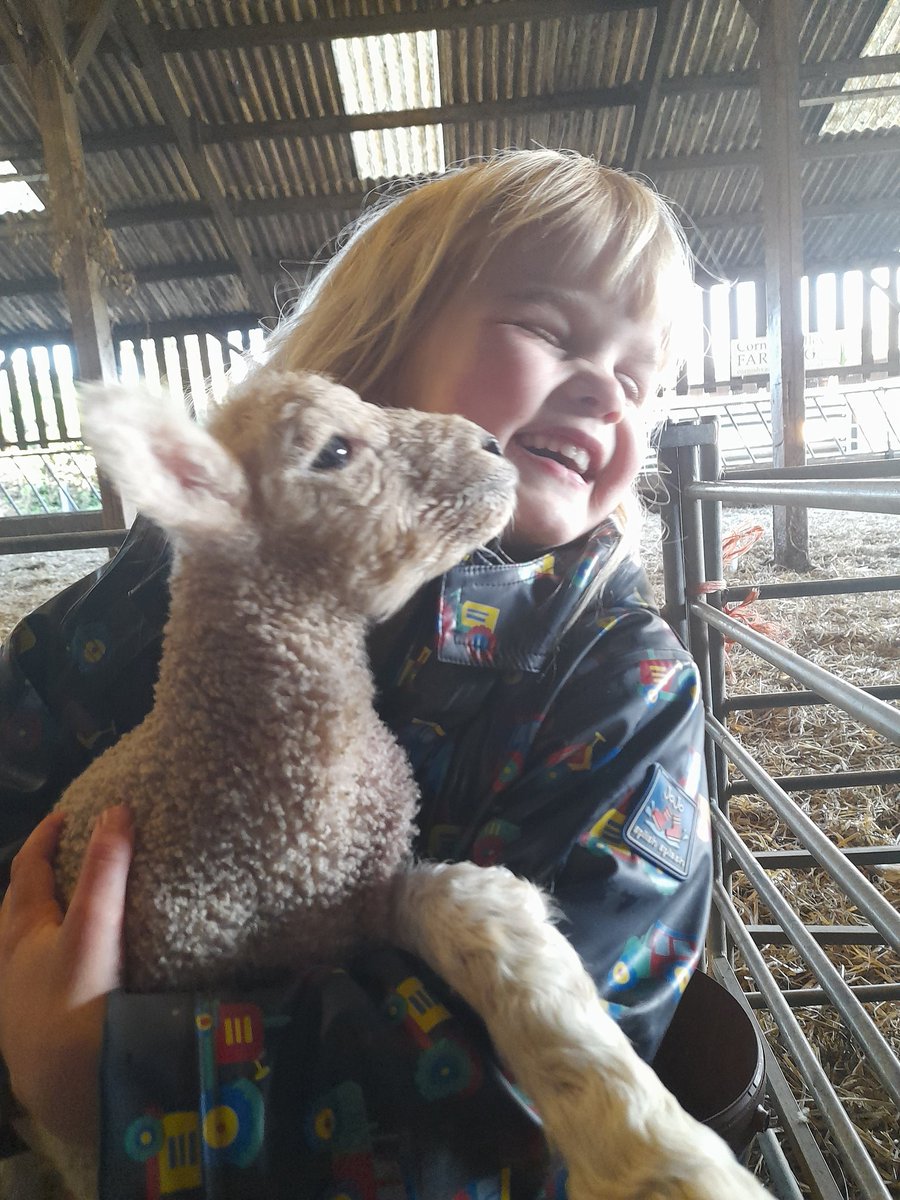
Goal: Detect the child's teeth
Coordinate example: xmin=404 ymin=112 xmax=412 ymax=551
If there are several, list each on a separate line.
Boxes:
xmin=523 ymin=437 xmax=590 ymax=475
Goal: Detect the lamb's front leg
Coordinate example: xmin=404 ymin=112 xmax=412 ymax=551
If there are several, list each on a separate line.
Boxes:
xmin=392 ymin=862 xmax=771 ymax=1200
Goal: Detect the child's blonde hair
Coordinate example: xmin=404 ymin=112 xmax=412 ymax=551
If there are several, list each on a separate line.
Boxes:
xmin=266 ymin=148 xmax=694 ymax=609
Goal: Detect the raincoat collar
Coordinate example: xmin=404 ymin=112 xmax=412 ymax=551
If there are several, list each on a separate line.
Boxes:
xmin=436 ymin=516 xmax=636 ymax=674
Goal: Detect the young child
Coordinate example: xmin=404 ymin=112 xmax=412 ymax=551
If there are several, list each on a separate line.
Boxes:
xmin=0 ymin=150 xmax=710 ymax=1196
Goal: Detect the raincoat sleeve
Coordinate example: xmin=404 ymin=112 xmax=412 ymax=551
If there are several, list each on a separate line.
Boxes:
xmin=0 ymin=518 xmax=170 ymax=1160
xmin=0 ymin=516 xmax=170 ymax=885
xmin=467 ymin=610 xmax=712 ymax=1064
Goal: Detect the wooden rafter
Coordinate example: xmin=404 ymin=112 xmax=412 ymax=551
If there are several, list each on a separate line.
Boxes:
xmin=156 ymin=0 xmax=651 ymax=49
xmin=0 ymin=260 xmax=248 ymax=298
xmin=759 ymin=0 xmax=808 ymax=569
xmin=4 ymin=161 xmax=900 ymax=246
xmin=0 ymin=84 xmax=641 ymax=159
xmin=28 ymin=0 xmax=78 ymax=89
xmin=27 ymin=0 xmax=124 ymax=527
xmin=115 ymin=3 xmax=271 ymax=316
xmin=71 ymin=0 xmax=119 ymax=78
xmin=6 ymin=83 xmax=900 ymax=166
xmin=7 ymin=130 xmax=897 ymax=174
xmin=1 ymin=52 xmax=900 ymax=148
xmin=736 ymin=0 xmax=761 ymax=24
xmin=623 ymin=0 xmax=685 ymax=173
xmin=5 ymin=248 xmax=900 ymax=308
xmin=0 ymin=2 xmax=29 ymax=77
xmin=7 ymin=242 xmax=900 ymax=300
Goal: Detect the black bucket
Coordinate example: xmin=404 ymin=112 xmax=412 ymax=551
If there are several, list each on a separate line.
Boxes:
xmin=652 ymin=969 xmax=769 ymax=1157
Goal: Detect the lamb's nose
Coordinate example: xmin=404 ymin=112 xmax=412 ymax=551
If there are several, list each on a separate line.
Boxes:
xmin=483 ymin=436 xmax=502 ymax=456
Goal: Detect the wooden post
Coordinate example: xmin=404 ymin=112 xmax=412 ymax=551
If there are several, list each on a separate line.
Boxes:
xmin=29 ymin=2 xmax=125 ymax=530
xmin=759 ymin=0 xmax=809 ymax=569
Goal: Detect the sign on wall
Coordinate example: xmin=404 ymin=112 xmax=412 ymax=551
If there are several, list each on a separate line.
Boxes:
xmin=730 ymin=331 xmax=863 ymax=377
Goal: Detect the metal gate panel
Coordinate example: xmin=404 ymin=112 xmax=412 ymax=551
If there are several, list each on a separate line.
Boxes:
xmin=658 ymin=419 xmax=900 ymax=1200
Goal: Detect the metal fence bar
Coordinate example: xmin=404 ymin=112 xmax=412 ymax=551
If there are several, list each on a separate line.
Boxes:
xmin=744 ymin=983 xmax=900 ymax=1009
xmin=713 ymin=887 xmax=893 ymax=1200
xmin=712 ymin=808 xmax=900 ymax=1107
xmin=0 ymin=479 xmax=22 ymax=514
xmin=751 ymin=846 xmax=900 ymax=868
xmin=695 ymin=606 xmax=900 ymax=745
xmin=748 ymin=925 xmax=880 ymax=946
xmin=4 ymin=454 xmax=51 ymax=513
xmin=714 ymin=952 xmax=870 ymax=1200
xmin=728 ymin=769 xmax=900 ymax=795
xmin=687 ymin=479 xmax=900 ymax=514
xmin=755 ymin=1128 xmax=806 ymax=1200
xmin=706 ymin=715 xmax=900 ymax=952
xmin=726 ymin=457 xmax=900 ymax=481
xmin=659 ymin=419 xmax=899 ymax=1198
xmin=724 ymin=574 xmax=900 ymax=601
xmin=61 ymin=449 xmax=103 ymax=504
xmin=723 ymin=684 xmax=900 ymax=711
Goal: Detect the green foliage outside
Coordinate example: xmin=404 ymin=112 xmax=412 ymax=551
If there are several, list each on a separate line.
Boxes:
xmin=0 ymin=447 xmax=101 ymax=516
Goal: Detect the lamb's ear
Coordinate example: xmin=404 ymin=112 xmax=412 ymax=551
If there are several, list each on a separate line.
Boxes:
xmin=79 ymin=384 xmax=250 ymax=538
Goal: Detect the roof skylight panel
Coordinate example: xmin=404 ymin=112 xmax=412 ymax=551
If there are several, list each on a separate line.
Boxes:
xmin=331 ymin=30 xmax=445 ymax=181
xmin=0 ymin=161 xmax=44 ymax=215
xmin=820 ymin=0 xmax=900 ymax=136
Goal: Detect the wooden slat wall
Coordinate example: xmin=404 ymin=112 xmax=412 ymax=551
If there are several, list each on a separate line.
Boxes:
xmin=1 ymin=269 xmax=898 ymax=450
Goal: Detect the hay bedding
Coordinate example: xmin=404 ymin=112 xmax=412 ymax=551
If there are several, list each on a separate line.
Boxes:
xmin=642 ymin=506 xmax=899 ymax=1198
xmin=1 ymin=511 xmax=897 ymax=1194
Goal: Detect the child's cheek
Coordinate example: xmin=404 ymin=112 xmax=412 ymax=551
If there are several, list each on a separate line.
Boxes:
xmin=450 ymin=332 xmax=542 ymax=438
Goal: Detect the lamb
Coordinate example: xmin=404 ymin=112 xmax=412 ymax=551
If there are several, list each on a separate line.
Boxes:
xmin=4 ymin=371 xmax=772 ymax=1200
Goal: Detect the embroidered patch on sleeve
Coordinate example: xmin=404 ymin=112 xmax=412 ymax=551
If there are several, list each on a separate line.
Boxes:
xmin=622 ymin=764 xmax=697 ymax=880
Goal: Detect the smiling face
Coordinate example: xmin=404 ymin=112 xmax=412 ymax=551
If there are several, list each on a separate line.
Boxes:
xmin=393 ymin=238 xmax=664 ymax=555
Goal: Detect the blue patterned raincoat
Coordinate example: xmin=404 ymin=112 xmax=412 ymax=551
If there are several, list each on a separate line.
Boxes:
xmin=0 ymin=515 xmax=711 ymax=1199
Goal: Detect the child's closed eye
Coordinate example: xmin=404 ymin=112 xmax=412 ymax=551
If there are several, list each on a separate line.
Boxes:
xmin=617 ymin=373 xmax=643 ymax=403
xmin=504 ymin=319 xmax=567 ymax=349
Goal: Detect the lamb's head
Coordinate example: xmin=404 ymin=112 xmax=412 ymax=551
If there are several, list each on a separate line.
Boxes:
xmin=80 ymin=371 xmax=518 ymax=620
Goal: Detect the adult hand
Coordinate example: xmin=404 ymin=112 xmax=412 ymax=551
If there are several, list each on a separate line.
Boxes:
xmin=0 ymin=806 xmax=133 ymax=1147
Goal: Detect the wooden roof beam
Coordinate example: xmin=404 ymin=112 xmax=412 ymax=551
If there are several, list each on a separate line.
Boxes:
xmin=4 ymin=175 xmax=900 ymax=245
xmin=0 ymin=84 xmax=641 ymax=159
xmin=115 ymin=3 xmax=271 ymax=316
xmin=71 ymin=0 xmax=120 ymax=78
xmin=0 ymin=2 xmax=30 ymax=76
xmin=10 ymin=240 xmax=900 ymax=298
xmin=736 ymin=0 xmax=761 ymax=24
xmin=6 ymin=255 xmax=900 ymax=313
xmin=801 ymin=83 xmax=900 ymax=107
xmin=152 ymin=0 xmax=652 ymax=51
xmin=623 ymin=0 xmax=685 ymax=173
xmin=6 ymin=92 xmax=900 ymax=168
xmin=760 ymin=0 xmax=808 ymax=569
xmin=28 ymin=0 xmax=124 ymax=527
xmin=0 ymin=258 xmax=253 ymax=296
xmin=28 ymin=0 xmax=78 ymax=89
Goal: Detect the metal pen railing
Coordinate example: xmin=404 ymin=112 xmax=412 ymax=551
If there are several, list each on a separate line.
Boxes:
xmin=658 ymin=418 xmax=900 ymax=1200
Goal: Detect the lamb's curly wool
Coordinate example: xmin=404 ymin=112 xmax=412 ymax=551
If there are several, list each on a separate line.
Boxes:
xmin=50 ymin=374 xmax=518 ymax=988
xmin=5 ymin=373 xmax=773 ymax=1200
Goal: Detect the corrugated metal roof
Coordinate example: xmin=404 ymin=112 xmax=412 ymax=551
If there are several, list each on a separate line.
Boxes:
xmin=0 ymin=0 xmax=898 ymax=339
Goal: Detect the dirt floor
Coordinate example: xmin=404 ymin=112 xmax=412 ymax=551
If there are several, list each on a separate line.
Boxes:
xmin=1 ymin=546 xmax=109 ymax=639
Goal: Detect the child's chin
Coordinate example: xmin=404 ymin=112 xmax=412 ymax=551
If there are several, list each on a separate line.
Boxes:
xmin=501 ymin=514 xmax=591 ymax=558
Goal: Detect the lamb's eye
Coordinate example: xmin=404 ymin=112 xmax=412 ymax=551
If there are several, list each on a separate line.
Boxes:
xmin=311 ymin=435 xmax=352 ymax=470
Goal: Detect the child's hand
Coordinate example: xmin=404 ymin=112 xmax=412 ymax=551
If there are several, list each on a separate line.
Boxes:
xmin=0 ymin=806 xmax=133 ymax=1147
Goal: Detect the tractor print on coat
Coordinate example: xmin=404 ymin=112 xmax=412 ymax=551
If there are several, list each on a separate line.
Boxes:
xmin=122 ymin=1002 xmax=267 ymax=1196
xmin=608 ymin=921 xmax=699 ymax=998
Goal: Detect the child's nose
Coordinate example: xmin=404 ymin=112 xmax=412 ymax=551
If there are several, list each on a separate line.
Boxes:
xmin=563 ymin=360 xmax=626 ymax=422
